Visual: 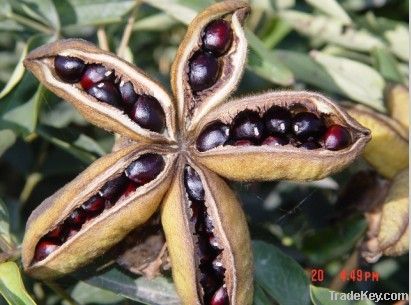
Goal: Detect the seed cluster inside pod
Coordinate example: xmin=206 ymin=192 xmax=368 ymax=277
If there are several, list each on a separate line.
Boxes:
xmin=196 ymin=105 xmax=352 ymax=152
xmin=188 ymin=19 xmax=233 ymax=93
xmin=33 ymin=153 xmax=165 ymax=263
xmin=54 ymin=56 xmax=166 ymax=133
xmin=183 ymin=166 xmax=229 ymax=305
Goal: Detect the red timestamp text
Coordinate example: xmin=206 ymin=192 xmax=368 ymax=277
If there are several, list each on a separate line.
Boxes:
xmin=339 ymin=269 xmax=380 ymax=282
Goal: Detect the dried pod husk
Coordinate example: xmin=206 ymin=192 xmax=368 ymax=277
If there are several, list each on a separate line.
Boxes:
xmin=22 ymin=144 xmax=176 ymax=279
xmin=378 ymin=168 xmax=408 ymax=256
xmin=161 ymin=162 xmax=253 ymax=305
xmin=24 ymin=39 xmax=176 ymax=143
xmin=192 ymin=91 xmax=370 ymax=181
xmin=345 ymin=103 xmax=408 ymax=179
xmin=171 ymin=0 xmax=250 ymax=132
xmin=385 ymin=84 xmax=409 ymax=131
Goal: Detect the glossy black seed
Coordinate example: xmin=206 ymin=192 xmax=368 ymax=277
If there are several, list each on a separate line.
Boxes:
xmin=125 ymin=153 xmax=165 ymax=184
xmin=128 ymin=95 xmax=166 ymax=132
xmin=292 ymin=112 xmax=325 ymax=141
xmin=82 ymin=195 xmax=105 ymax=215
xmin=324 ymin=124 xmax=351 ymax=151
xmin=87 ymin=81 xmax=122 ymax=107
xmin=231 ymin=110 xmax=265 ymax=143
xmin=54 ymin=55 xmax=85 ymax=83
xmin=184 ymin=166 xmax=205 ymax=201
xmin=66 ymin=208 xmax=86 ymax=228
xmin=196 ymin=121 xmax=230 ymax=152
xmin=189 ymin=51 xmax=219 ymax=92
xmin=263 ymin=106 xmax=292 ymax=135
xmin=99 ymin=174 xmax=129 ymax=201
xmin=34 ymin=239 xmax=59 ymax=261
xmin=299 ymin=141 xmax=321 ymax=150
xmin=202 ymin=19 xmax=233 ymax=56
xmin=80 ymin=64 xmax=113 ymax=90
xmin=119 ymin=81 xmax=139 ymax=107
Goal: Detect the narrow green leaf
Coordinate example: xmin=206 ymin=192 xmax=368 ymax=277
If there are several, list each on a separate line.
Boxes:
xmin=302 ymin=217 xmax=367 ymax=264
xmin=280 ymin=11 xmax=384 ymax=52
xmin=0 ymin=130 xmax=16 ymax=158
xmin=310 ymin=285 xmax=375 ymax=305
xmin=84 ymin=267 xmax=180 ymax=305
xmin=310 ymin=50 xmax=385 ymax=111
xmin=371 ymin=48 xmax=404 ymax=83
xmin=36 ymin=125 xmax=100 ymax=164
xmin=305 ymin=0 xmax=352 ymax=24
xmin=142 ymin=0 xmax=201 ymax=25
xmin=71 ymin=282 xmax=124 ymax=304
xmin=0 ymin=198 xmax=14 ymax=251
xmin=0 ymin=45 xmax=28 ymax=100
xmin=253 ymin=240 xmax=310 ymax=305
xmin=245 ymin=29 xmax=294 ymax=86
xmin=0 ymin=261 xmax=37 ymax=305
xmin=133 ymin=13 xmax=179 ymax=31
xmin=384 ymin=25 xmax=409 ymax=61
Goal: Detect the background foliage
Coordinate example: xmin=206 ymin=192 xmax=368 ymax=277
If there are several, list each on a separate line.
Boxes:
xmin=0 ymin=0 xmax=408 ymax=304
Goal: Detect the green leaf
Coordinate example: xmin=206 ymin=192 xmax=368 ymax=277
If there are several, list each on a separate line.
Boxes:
xmin=310 ymin=285 xmax=375 ymax=305
xmin=245 ymin=29 xmax=294 ymax=86
xmin=253 ymin=240 xmax=310 ymax=305
xmin=0 ymin=198 xmax=14 ymax=251
xmin=253 ymin=284 xmax=272 ymax=305
xmin=55 ymin=0 xmax=135 ymax=27
xmin=133 ymin=13 xmax=179 ymax=31
xmin=36 ymin=125 xmax=102 ymax=164
xmin=71 ymin=282 xmax=124 ymax=304
xmin=384 ymin=24 xmax=409 ymax=61
xmin=84 ymin=268 xmax=180 ymax=305
xmin=0 ymin=261 xmax=37 ymax=305
xmin=302 ymin=217 xmax=367 ymax=264
xmin=305 ymin=0 xmax=351 ymax=24
xmin=371 ymin=48 xmax=404 ymax=83
xmin=310 ymin=50 xmax=385 ymax=111
xmin=280 ymin=11 xmax=384 ymax=52
xmin=0 ymin=129 xmax=16 ymax=158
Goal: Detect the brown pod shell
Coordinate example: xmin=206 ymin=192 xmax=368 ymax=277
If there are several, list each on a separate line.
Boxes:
xmin=161 ymin=162 xmax=253 ymax=305
xmin=192 ymin=91 xmax=371 ymax=181
xmin=24 ymin=39 xmax=177 ymax=143
xmin=171 ymin=0 xmax=250 ymax=132
xmin=22 ymin=143 xmax=176 ymax=279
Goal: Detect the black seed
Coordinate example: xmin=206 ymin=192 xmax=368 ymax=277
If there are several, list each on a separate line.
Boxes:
xmin=196 ymin=121 xmax=230 ymax=152
xmin=54 ymin=55 xmax=85 ymax=83
xmin=184 ymin=166 xmax=205 ymax=201
xmin=263 ymin=106 xmax=292 ymax=135
xmin=128 ymin=95 xmax=166 ymax=132
xmin=87 ymin=81 xmax=122 ymax=107
xmin=119 ymin=81 xmax=139 ymax=107
xmin=231 ymin=110 xmax=265 ymax=143
xmin=292 ymin=112 xmax=325 ymax=141
xmin=189 ymin=51 xmax=220 ymax=92
xmin=125 ymin=153 xmax=165 ymax=184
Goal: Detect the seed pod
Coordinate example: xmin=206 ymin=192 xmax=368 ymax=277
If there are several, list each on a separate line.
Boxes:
xmin=22 ymin=144 xmax=176 ymax=278
xmin=345 ymin=103 xmax=408 ymax=179
xmin=171 ymin=1 xmax=250 ymax=131
xmin=193 ymin=92 xmax=370 ymax=181
xmin=385 ymin=84 xmax=409 ymax=131
xmin=161 ymin=163 xmax=253 ymax=305
xmin=23 ymin=39 xmax=176 ymax=143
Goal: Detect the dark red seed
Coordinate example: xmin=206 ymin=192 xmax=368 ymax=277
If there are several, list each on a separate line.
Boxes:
xmin=189 ymin=51 xmax=220 ymax=92
xmin=263 ymin=106 xmax=292 ymax=135
xmin=196 ymin=121 xmax=230 ymax=152
xmin=99 ymin=174 xmax=129 ymax=201
xmin=292 ymin=112 xmax=325 ymax=141
xmin=80 ymin=64 xmax=113 ymax=90
xmin=82 ymin=195 xmax=105 ymax=215
xmin=123 ymin=181 xmax=139 ymax=197
xmin=210 ymin=286 xmax=229 ymax=305
xmin=233 ymin=139 xmax=253 ymax=146
xmin=202 ymin=19 xmax=233 ymax=56
xmin=324 ymin=124 xmax=351 ymax=150
xmin=184 ymin=166 xmax=205 ymax=201
xmin=87 ymin=81 xmax=121 ymax=107
xmin=119 ymin=81 xmax=139 ymax=107
xmin=231 ymin=110 xmax=265 ymax=143
xmin=66 ymin=208 xmax=86 ymax=227
xmin=200 ymin=273 xmax=221 ymax=294
xmin=67 ymin=227 xmax=79 ymax=239
xmin=262 ymin=135 xmax=288 ymax=146
xmin=299 ymin=141 xmax=321 ymax=150
xmin=54 ymin=55 xmax=85 ymax=83
xmin=128 ymin=95 xmax=166 ymax=132
xmin=45 ymin=224 xmax=65 ymax=241
xmin=34 ymin=239 xmax=59 ymax=261
xmin=125 ymin=153 xmax=165 ymax=184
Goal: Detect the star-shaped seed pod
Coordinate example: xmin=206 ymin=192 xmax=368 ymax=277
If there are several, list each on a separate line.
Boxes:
xmin=22 ymin=2 xmax=371 ymax=305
